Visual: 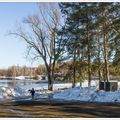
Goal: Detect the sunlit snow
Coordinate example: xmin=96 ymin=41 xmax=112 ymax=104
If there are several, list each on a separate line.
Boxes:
xmin=0 ymin=80 xmax=120 ymax=103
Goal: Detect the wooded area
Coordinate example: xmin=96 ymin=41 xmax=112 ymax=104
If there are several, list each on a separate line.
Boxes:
xmin=8 ymin=3 xmax=120 ymax=90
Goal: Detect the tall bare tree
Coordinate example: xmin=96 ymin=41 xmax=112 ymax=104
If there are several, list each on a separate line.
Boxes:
xmin=10 ymin=3 xmax=66 ymax=90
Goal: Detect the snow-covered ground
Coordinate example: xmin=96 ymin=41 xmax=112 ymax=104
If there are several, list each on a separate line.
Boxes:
xmin=53 ymin=86 xmax=120 ymax=103
xmin=0 ymin=80 xmax=120 ymax=103
xmin=0 ymin=80 xmax=96 ymax=101
xmin=15 ymin=76 xmax=25 ymax=80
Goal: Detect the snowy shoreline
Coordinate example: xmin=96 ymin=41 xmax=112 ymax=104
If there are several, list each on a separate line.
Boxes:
xmin=0 ymin=80 xmax=120 ymax=103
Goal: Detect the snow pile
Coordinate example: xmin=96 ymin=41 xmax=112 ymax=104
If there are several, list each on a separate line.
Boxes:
xmin=53 ymin=83 xmax=72 ymax=91
xmin=53 ymin=87 xmax=120 ymax=103
xmin=93 ymin=90 xmax=120 ymax=102
xmin=0 ymin=80 xmax=120 ymax=103
xmin=53 ymin=87 xmax=96 ymax=101
xmin=81 ymin=80 xmax=99 ymax=87
xmin=15 ymin=76 xmax=25 ymax=80
xmin=0 ymin=86 xmax=28 ymax=100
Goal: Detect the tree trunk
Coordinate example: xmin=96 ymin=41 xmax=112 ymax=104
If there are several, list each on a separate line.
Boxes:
xmin=97 ymin=31 xmax=101 ymax=82
xmin=86 ymin=12 xmax=91 ymax=87
xmin=72 ymin=50 xmax=76 ymax=88
xmin=87 ymin=29 xmax=91 ymax=87
xmin=47 ymin=71 xmax=53 ymax=91
xmin=103 ymin=31 xmax=109 ymax=82
xmin=88 ymin=47 xmax=91 ymax=87
xmin=80 ymin=81 xmax=82 ymax=87
xmin=51 ymin=61 xmax=55 ymax=85
xmin=45 ymin=60 xmax=53 ymax=91
xmin=79 ymin=64 xmax=82 ymax=87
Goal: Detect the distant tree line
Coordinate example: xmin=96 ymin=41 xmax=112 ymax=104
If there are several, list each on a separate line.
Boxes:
xmin=0 ymin=65 xmax=46 ymax=77
xmin=0 ymin=61 xmax=119 ymax=82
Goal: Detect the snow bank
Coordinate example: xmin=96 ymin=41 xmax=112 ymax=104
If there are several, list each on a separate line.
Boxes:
xmin=0 ymin=82 xmax=74 ymax=101
xmin=0 ymin=80 xmax=120 ymax=103
xmin=53 ymin=87 xmax=120 ymax=103
xmin=15 ymin=76 xmax=25 ymax=80
xmin=0 ymin=86 xmax=29 ymax=100
xmin=53 ymin=83 xmax=72 ymax=90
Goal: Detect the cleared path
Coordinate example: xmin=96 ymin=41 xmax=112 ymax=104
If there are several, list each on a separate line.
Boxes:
xmin=0 ymin=98 xmax=120 ymax=118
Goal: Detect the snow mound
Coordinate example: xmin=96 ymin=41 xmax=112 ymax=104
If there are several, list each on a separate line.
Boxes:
xmin=53 ymin=87 xmax=120 ymax=103
xmin=0 ymin=86 xmax=28 ymax=100
xmin=93 ymin=90 xmax=120 ymax=102
xmin=15 ymin=76 xmax=25 ymax=80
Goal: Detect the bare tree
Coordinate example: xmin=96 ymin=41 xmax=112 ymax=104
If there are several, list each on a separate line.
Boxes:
xmin=10 ymin=3 xmax=66 ymax=90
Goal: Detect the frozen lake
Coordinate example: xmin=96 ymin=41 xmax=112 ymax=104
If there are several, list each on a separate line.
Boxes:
xmin=0 ymin=79 xmax=47 ymax=87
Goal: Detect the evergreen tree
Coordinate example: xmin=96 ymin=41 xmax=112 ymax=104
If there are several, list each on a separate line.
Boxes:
xmin=95 ymin=3 xmax=120 ymax=82
xmin=59 ymin=3 xmax=97 ymax=86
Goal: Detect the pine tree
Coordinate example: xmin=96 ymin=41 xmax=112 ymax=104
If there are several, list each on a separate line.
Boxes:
xmin=95 ymin=3 xmax=120 ymax=82
xmin=59 ymin=3 xmax=97 ymax=87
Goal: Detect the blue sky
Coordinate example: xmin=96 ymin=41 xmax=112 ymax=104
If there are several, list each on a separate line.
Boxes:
xmin=0 ymin=2 xmax=42 ymax=68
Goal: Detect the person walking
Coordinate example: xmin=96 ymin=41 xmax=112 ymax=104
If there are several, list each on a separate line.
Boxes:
xmin=28 ymin=88 xmax=35 ymax=100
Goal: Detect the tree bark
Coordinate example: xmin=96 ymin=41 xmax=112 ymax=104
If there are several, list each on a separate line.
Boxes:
xmin=88 ymin=45 xmax=91 ymax=87
xmin=87 ymin=26 xmax=91 ymax=87
xmin=72 ymin=49 xmax=76 ymax=88
xmin=86 ymin=10 xmax=91 ymax=87
xmin=44 ymin=59 xmax=53 ymax=91
xmin=103 ymin=31 xmax=109 ymax=82
xmin=97 ymin=31 xmax=101 ymax=82
xmin=47 ymin=69 xmax=53 ymax=91
xmin=48 ymin=74 xmax=53 ymax=91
